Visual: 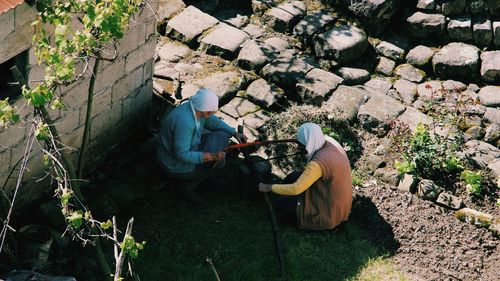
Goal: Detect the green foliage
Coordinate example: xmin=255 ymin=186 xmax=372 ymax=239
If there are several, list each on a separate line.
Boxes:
xmin=66 ymin=210 xmax=84 ymax=229
xmin=0 ymin=99 xmax=19 ymax=128
xmin=351 ymin=170 xmax=364 ymax=187
xmin=460 ymin=170 xmax=482 ymax=195
xmin=121 ymin=235 xmax=145 ymax=259
xmin=35 ymin=122 xmax=50 ymax=141
xmin=394 ymin=123 xmax=463 ymax=184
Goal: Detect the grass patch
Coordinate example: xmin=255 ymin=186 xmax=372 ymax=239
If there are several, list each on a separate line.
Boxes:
xmin=127 ymin=180 xmax=407 ymax=281
xmin=352 ymin=256 xmax=409 ymax=281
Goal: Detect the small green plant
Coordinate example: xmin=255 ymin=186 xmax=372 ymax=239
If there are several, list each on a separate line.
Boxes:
xmin=351 ymin=170 xmax=364 ymax=187
xmin=461 ymin=170 xmax=482 ymax=195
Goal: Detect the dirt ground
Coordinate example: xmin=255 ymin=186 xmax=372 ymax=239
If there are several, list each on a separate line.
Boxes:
xmin=352 ymin=182 xmax=499 ymax=281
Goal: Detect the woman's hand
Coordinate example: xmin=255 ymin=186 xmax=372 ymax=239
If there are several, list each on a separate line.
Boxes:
xmin=258 ymin=183 xmax=272 ymax=192
xmin=203 ymin=151 xmax=225 ymax=162
xmin=233 ymin=132 xmax=248 ymax=144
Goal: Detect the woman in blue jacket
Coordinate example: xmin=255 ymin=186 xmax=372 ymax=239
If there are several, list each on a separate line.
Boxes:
xmin=157 ymin=88 xmax=247 ymax=204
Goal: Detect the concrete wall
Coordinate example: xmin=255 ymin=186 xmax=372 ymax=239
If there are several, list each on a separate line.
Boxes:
xmin=0 ymin=2 xmax=157 ymax=207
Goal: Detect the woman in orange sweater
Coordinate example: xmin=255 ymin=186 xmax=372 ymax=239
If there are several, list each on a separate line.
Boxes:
xmin=259 ymin=123 xmax=353 ymax=230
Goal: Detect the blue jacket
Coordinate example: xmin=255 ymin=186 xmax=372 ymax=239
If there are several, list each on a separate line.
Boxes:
xmin=156 ymin=101 xmax=235 ymax=173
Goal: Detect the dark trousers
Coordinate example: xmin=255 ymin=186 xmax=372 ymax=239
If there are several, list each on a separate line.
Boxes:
xmin=272 ymin=171 xmax=304 ymax=225
xmin=165 ymin=131 xmax=231 ymax=191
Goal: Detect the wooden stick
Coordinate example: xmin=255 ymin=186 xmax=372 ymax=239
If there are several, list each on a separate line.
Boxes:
xmin=237 ymin=125 xmax=288 ymax=281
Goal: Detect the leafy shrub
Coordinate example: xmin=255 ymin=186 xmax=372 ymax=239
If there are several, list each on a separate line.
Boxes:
xmin=460 ymin=170 xmax=482 ymax=195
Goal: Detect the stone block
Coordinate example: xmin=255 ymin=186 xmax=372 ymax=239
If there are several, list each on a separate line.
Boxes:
xmin=263 ymin=1 xmax=306 ymax=33
xmin=0 ymin=20 xmax=33 ymax=64
xmin=473 ymin=17 xmax=493 ymax=47
xmin=260 ymin=55 xmax=316 ymax=91
xmin=363 ymin=78 xmax=393 ymax=95
xmin=406 ymin=45 xmax=436 ymax=67
xmin=447 ymin=16 xmax=473 ymax=42
xmin=296 ymin=68 xmax=343 ymax=105
xmin=483 ymin=107 xmax=500 ymax=124
xmin=432 ymin=43 xmax=480 ymax=81
xmin=375 ymin=57 xmax=396 ymax=76
xmin=157 ymin=0 xmax=186 ymax=21
xmin=220 ymin=97 xmax=261 ymax=119
xmin=455 ymin=208 xmax=493 ymax=227
xmin=480 ymin=52 xmax=500 ymax=84
xmin=375 ymin=35 xmax=409 ymax=62
xmin=143 ymin=58 xmax=153 ymax=83
xmin=436 ymin=192 xmax=464 ymax=210
xmin=417 ymin=0 xmax=435 ymax=10
xmin=494 ymin=22 xmax=500 ymax=47
xmin=0 ymin=8 xmax=15 ymax=38
xmin=0 ymin=124 xmax=25 ymax=149
xmin=313 ymin=25 xmax=368 ymax=64
xmin=59 ymin=126 xmax=84 ymax=150
xmin=61 ymin=80 xmax=90 ymax=110
xmin=365 ymin=155 xmax=385 ymax=175
xmin=397 ymin=174 xmax=418 ymax=193
xmin=199 ymin=23 xmax=250 ymax=60
xmin=406 ymin=12 xmax=446 ymax=39
xmin=334 ymin=67 xmax=370 ymax=85
xmin=117 ymin=23 xmax=147 ymax=55
xmin=237 ymin=40 xmax=269 ymax=71
xmin=112 ymin=65 xmax=144 ymax=102
xmin=417 ymin=179 xmax=443 ymax=201
xmin=374 ymin=167 xmax=400 ymax=186
xmin=357 ymin=92 xmax=406 ymax=136
xmin=14 ymin=3 xmax=37 ymax=28
xmin=0 ymin=148 xmax=11 ymax=170
xmin=55 ymin=108 xmax=81 ymax=135
xmin=125 ymin=35 xmax=156 ymax=73
xmin=244 ymin=78 xmax=289 ymax=111
xmin=394 ymin=79 xmax=417 ymax=105
xmin=322 ymin=85 xmax=367 ymax=123
xmin=397 ymin=106 xmax=432 ymax=132
xmin=193 ymin=71 xmax=253 ymax=104
xmin=478 ymin=86 xmax=500 ymax=107
xmin=94 ymin=58 xmax=126 ymax=93
xmin=293 ymin=10 xmax=334 ymax=43
xmin=394 ymin=64 xmax=426 ymax=83
xmin=158 ymin=41 xmax=190 ymax=63
xmin=165 ymin=5 xmax=219 ymax=44
xmin=91 ymin=87 xmax=113 ymax=118
xmin=89 ymin=104 xmax=122 ymax=141
xmin=441 ymin=0 xmax=466 ymax=15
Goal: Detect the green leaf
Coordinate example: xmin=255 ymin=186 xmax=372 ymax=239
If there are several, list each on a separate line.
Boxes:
xmin=100 ymin=220 xmax=113 ymax=230
xmin=67 ymin=211 xmax=83 ymax=229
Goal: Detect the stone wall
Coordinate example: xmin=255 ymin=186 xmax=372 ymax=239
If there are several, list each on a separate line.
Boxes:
xmin=0 ymin=2 xmax=157 ymax=207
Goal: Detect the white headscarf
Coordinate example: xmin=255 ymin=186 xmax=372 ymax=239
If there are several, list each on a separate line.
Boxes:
xmin=297 ymin=123 xmax=326 ymax=161
xmin=190 ymin=88 xmax=218 ymax=112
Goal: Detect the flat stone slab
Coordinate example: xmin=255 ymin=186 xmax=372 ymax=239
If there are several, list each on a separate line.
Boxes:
xmin=242 ymin=23 xmax=265 ymax=38
xmin=313 ymin=25 xmax=368 ymax=64
xmin=237 ymin=40 xmax=269 ymax=71
xmin=480 ymin=51 xmax=500 ymax=84
xmin=374 ymin=167 xmax=400 ymax=186
xmin=406 ymin=45 xmax=436 ymax=67
xmin=397 ymin=106 xmax=432 ymax=132
xmin=357 ymin=92 xmax=406 ymax=135
xmin=200 ymin=23 xmax=250 ymax=59
xmin=464 ymin=140 xmax=500 ymax=170
xmin=263 ymin=1 xmax=306 ymax=33
xmin=394 ymin=64 xmax=426 ymax=83
xmin=165 ymin=6 xmax=219 ymax=44
xmin=363 ymin=78 xmax=393 ymax=95
xmin=296 ymin=68 xmax=343 ymax=105
xmin=375 ymin=35 xmax=409 ymax=61
xmin=478 ymin=86 xmax=500 ymax=107
xmin=220 ymin=97 xmax=261 ymax=119
xmin=260 ymin=55 xmax=316 ymax=91
xmin=322 ymin=85 xmax=368 ymax=123
xmin=406 ymin=12 xmax=446 ymax=38
xmin=263 ymin=37 xmax=292 ymax=59
xmin=436 ymin=192 xmax=463 ymax=210
xmin=393 ymin=79 xmax=417 ymax=105
xmin=432 ymin=42 xmax=480 ymax=80
xmin=157 ymin=42 xmax=191 ymax=62
xmin=417 ymin=0 xmax=435 ymax=10
xmin=293 ymin=10 xmax=335 ymax=43
xmin=335 ymin=67 xmax=371 ymax=85
xmin=244 ymin=78 xmax=289 ymax=111
xmin=442 ymin=80 xmax=467 ymax=92
xmin=456 ymin=208 xmax=494 ymax=228
xmin=193 ymin=71 xmax=256 ymax=104
xmin=214 ymin=10 xmax=250 ymax=28
xmin=417 ymin=80 xmax=444 ymax=101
